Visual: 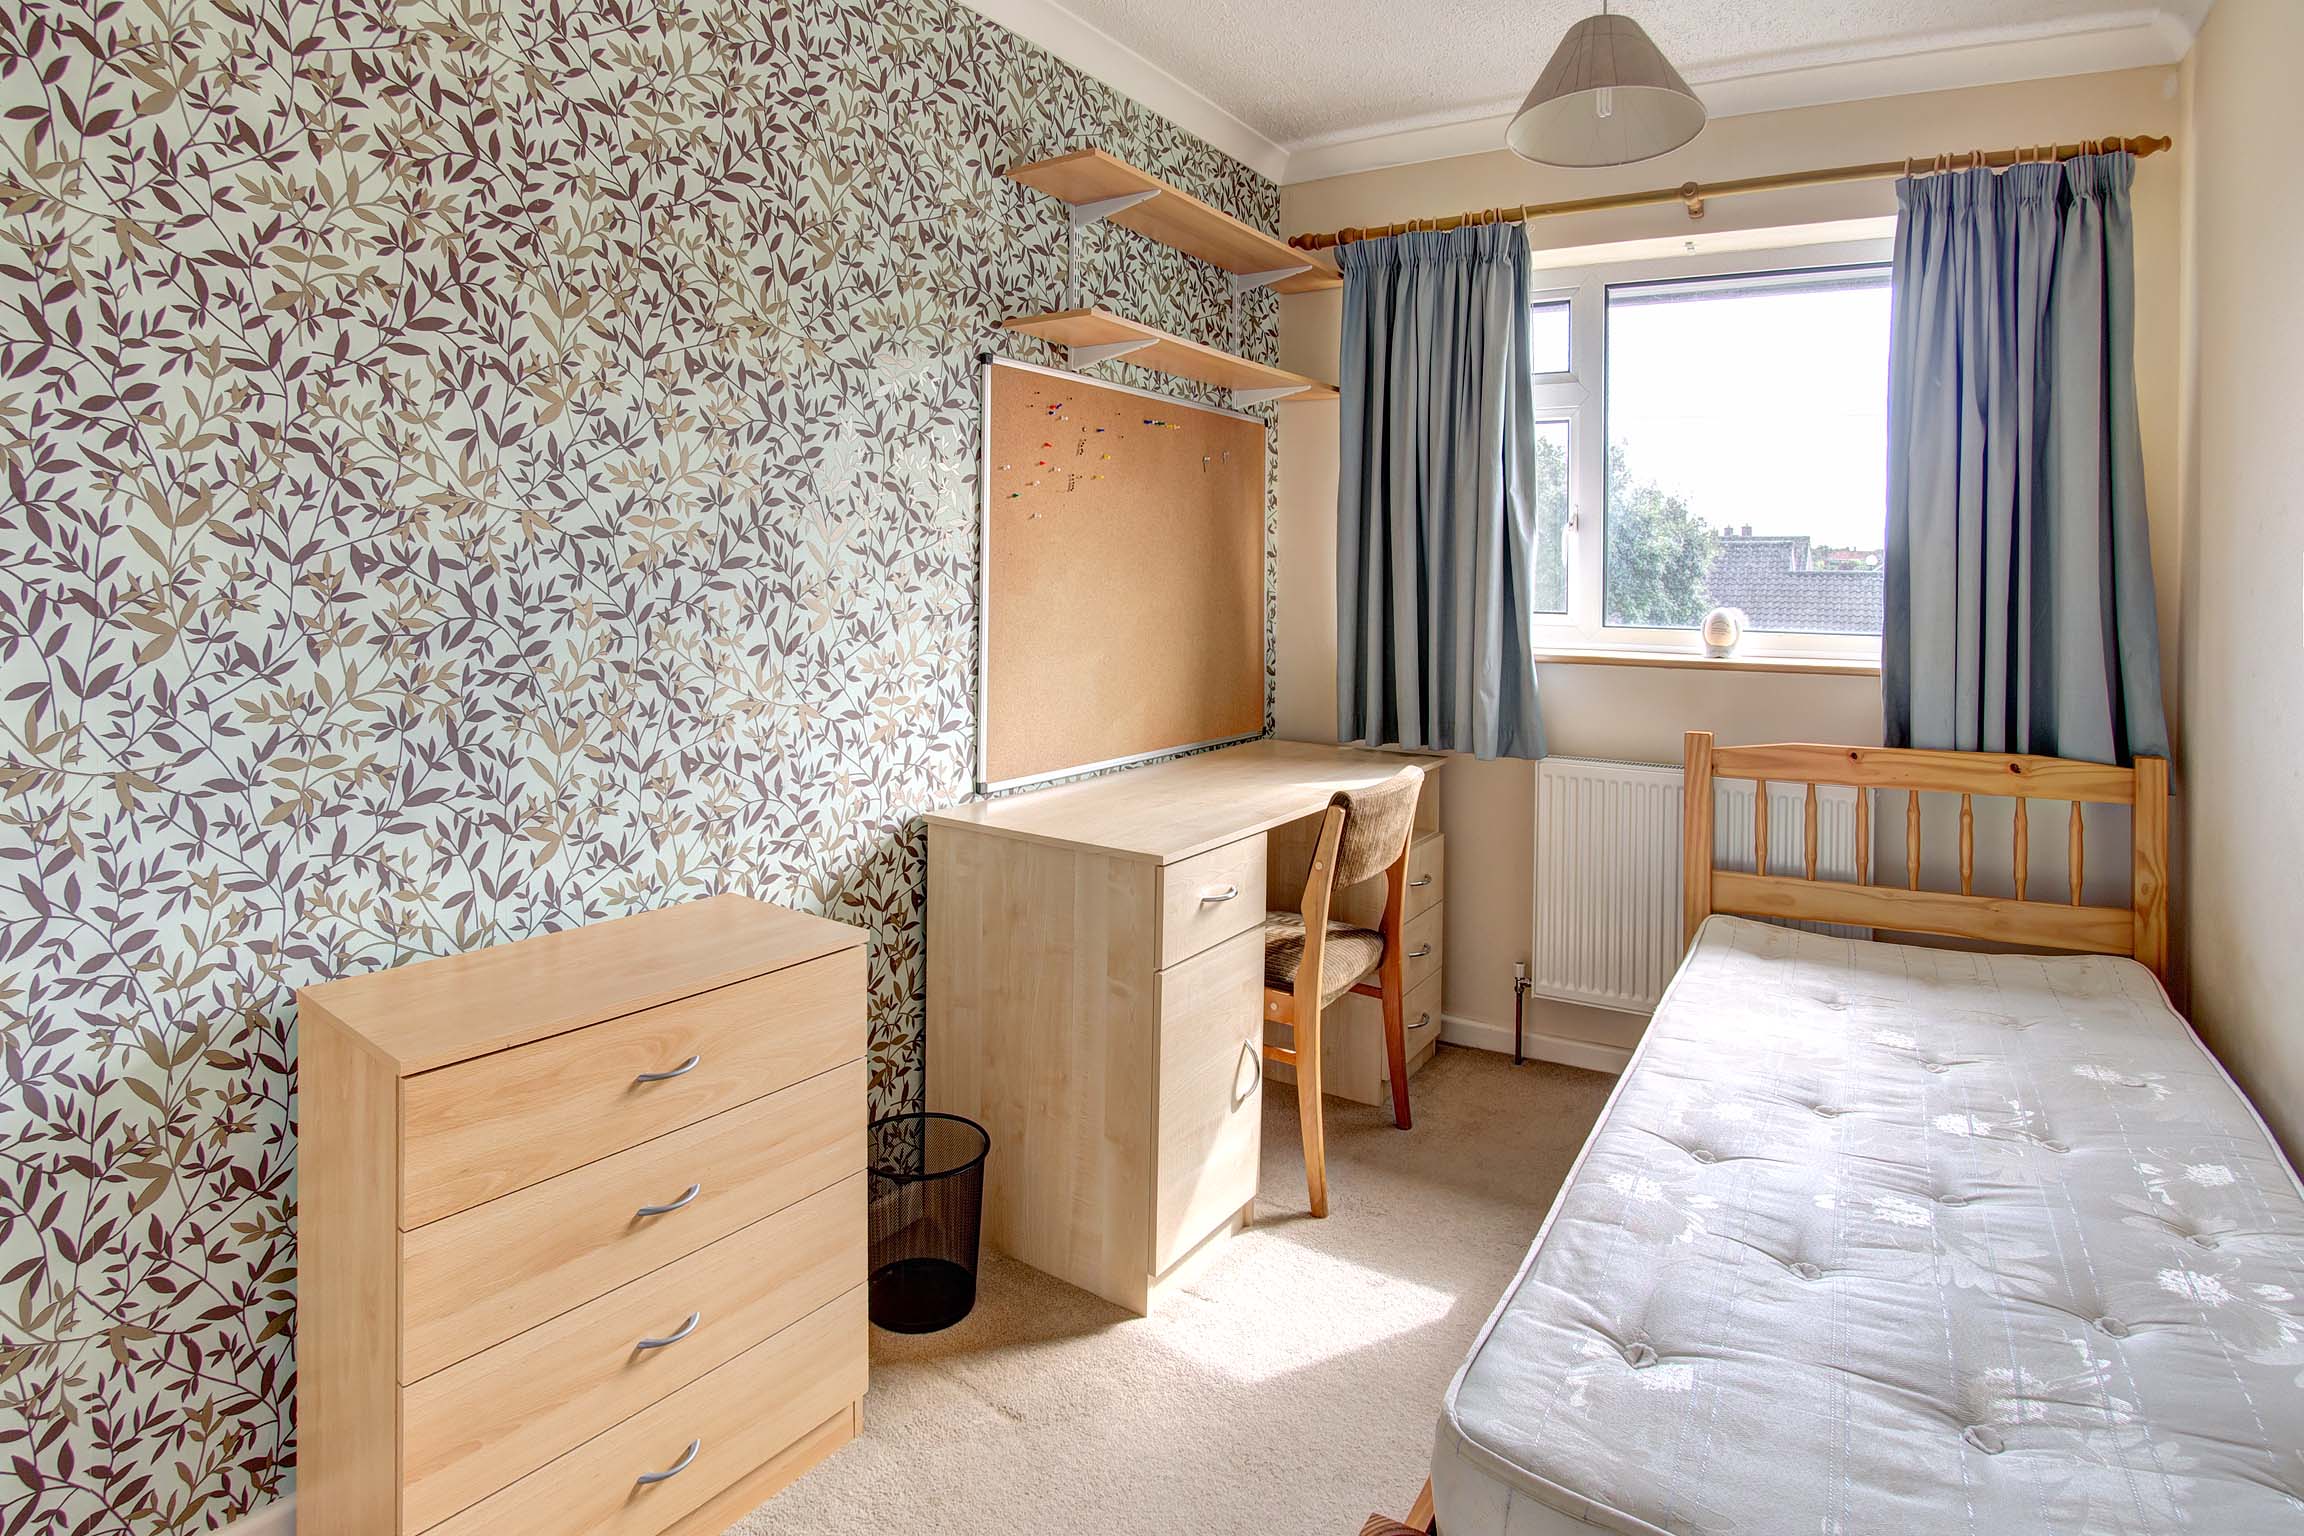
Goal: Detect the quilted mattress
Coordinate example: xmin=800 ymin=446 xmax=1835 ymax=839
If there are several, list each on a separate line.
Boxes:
xmin=1435 ymin=916 xmax=2304 ymax=1535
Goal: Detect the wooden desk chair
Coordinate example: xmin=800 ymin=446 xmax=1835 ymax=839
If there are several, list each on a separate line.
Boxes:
xmin=1261 ymin=766 xmax=1424 ymax=1217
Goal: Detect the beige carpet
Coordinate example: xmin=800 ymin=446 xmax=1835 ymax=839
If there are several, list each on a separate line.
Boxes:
xmin=734 ymin=1046 xmax=1614 ymax=1536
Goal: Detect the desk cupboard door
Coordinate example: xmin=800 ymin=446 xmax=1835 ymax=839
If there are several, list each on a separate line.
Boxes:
xmin=1151 ymin=927 xmax=1264 ymax=1274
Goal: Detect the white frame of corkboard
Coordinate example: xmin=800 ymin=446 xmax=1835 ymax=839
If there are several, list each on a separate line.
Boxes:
xmin=974 ymin=355 xmax=1268 ymax=794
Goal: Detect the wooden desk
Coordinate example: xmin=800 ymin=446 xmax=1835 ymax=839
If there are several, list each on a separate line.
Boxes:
xmin=924 ymin=740 xmax=1442 ymax=1313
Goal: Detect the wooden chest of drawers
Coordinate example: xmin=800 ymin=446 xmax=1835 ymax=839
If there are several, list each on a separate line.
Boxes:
xmin=300 ymin=895 xmax=869 ymax=1536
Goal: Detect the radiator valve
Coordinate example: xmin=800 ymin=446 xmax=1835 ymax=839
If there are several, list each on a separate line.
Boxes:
xmin=1512 ymin=962 xmax=1531 ymax=1064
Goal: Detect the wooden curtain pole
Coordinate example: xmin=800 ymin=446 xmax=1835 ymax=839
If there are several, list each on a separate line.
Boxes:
xmin=1288 ymin=133 xmax=2174 ymax=252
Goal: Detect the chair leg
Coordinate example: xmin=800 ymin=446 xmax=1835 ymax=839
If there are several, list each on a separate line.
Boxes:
xmin=1373 ymin=948 xmax=1410 ymax=1128
xmin=1381 ymin=975 xmax=1412 ymax=1131
xmin=1297 ymin=993 xmax=1329 ymax=1218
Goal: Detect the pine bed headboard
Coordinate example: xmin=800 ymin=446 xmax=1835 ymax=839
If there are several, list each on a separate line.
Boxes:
xmin=1681 ymin=731 xmax=2170 ymax=980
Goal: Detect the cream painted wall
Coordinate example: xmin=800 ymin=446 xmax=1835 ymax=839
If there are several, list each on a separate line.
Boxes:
xmin=1275 ymin=68 xmax=2188 ymax=1056
xmin=2176 ymin=0 xmax=2304 ymax=1156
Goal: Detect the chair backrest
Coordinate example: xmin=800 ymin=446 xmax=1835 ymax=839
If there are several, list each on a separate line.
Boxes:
xmin=1327 ymin=767 xmax=1424 ymax=889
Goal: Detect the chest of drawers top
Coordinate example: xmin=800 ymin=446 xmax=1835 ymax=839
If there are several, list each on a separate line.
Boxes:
xmin=300 ymin=893 xmax=865 ymax=1075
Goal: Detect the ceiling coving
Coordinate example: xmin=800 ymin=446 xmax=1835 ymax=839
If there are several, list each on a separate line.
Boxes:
xmin=962 ymin=0 xmax=2210 ymax=182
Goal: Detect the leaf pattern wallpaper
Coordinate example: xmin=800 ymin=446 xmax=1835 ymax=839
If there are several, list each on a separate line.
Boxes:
xmin=0 ymin=0 xmax=1280 ymax=1527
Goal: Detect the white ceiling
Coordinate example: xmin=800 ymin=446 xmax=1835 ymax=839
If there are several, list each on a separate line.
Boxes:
xmin=963 ymin=0 xmax=2210 ymax=181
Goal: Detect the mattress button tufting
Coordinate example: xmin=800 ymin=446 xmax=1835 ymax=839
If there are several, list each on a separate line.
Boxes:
xmin=1937 ymin=1194 xmax=1969 ymax=1208
xmin=1923 ymin=1061 xmax=1951 ymax=1074
xmin=1691 ymin=1148 xmax=1716 ymax=1164
xmin=2094 ymin=1317 xmax=2131 ymax=1338
xmin=1790 ymin=1261 xmax=1823 ymax=1280
xmin=1812 ymin=1105 xmax=1840 ymax=1118
xmin=1963 ymin=1425 xmax=2006 ymax=1455
xmin=2041 ymin=1139 xmax=2070 ymax=1153
xmin=2190 ymin=1233 xmax=2219 ymax=1250
xmin=1624 ymin=1342 xmax=1658 ymax=1368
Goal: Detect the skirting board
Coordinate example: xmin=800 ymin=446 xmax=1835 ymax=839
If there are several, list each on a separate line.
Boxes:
xmin=1438 ymin=1012 xmax=1632 ymax=1076
xmin=214 ymin=1495 xmax=294 ymax=1536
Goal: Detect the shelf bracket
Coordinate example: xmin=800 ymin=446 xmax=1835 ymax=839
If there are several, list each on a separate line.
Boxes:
xmin=1064 ymin=190 xmax=1164 ymax=307
xmin=1068 ymin=189 xmax=1161 ymax=229
xmin=1069 ymin=339 xmax=1158 ymax=369
xmin=1227 ymin=264 xmax=1313 ymax=297
xmin=1232 ymin=385 xmax=1305 ymax=407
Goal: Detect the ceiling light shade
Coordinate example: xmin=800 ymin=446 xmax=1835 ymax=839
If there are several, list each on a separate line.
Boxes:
xmin=1506 ymin=12 xmax=1707 ymax=167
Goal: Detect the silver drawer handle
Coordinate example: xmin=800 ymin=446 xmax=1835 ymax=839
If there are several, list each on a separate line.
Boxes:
xmin=1408 ymin=876 xmax=1433 ymax=889
xmin=1417 ymin=1012 xmax=1431 ymax=1028
xmin=635 ymin=1183 xmax=701 ymax=1219
xmin=1201 ymin=885 xmax=1240 ymax=903
xmin=1408 ymin=945 xmax=1433 ymax=960
xmin=636 ymin=1439 xmax=701 ymax=1487
xmin=634 ymin=1054 xmax=702 ymax=1085
xmin=635 ymin=1312 xmax=701 ymax=1351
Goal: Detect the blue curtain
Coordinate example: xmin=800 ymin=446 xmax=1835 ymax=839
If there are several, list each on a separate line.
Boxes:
xmin=1336 ymin=224 xmax=1546 ymax=761
xmin=1884 ymin=153 xmax=2168 ymax=763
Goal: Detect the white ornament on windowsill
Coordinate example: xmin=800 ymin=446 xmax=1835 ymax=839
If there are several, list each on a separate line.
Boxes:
xmin=1700 ymin=606 xmax=1748 ymax=657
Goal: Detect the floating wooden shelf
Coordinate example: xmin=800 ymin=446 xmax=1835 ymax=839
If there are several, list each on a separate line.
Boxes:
xmin=1008 ymin=150 xmax=1342 ymax=296
xmin=1002 ymin=309 xmax=1337 ymax=402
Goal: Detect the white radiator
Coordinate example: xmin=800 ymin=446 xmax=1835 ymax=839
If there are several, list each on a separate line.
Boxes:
xmin=1533 ymin=757 xmax=1864 ymax=1014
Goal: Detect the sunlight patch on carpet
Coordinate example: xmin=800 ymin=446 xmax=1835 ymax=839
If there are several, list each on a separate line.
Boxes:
xmin=1148 ymin=1238 xmax=1457 ymax=1384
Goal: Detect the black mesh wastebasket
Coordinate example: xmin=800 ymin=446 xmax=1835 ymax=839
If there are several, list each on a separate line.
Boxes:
xmin=867 ymin=1112 xmax=989 ymax=1334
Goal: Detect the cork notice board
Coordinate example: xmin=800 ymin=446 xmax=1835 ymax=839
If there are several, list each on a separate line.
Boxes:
xmin=979 ymin=358 xmax=1266 ymax=790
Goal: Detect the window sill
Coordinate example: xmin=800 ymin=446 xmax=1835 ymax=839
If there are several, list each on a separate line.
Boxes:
xmin=1532 ymin=647 xmax=1881 ymax=678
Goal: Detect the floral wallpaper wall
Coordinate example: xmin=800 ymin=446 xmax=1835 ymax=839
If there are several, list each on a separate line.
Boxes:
xmin=0 ymin=0 xmax=1279 ymax=1527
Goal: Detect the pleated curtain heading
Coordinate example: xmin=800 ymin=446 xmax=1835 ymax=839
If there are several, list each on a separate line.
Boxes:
xmin=1335 ymin=223 xmax=1547 ymax=762
xmin=1884 ymin=150 xmax=2169 ymax=764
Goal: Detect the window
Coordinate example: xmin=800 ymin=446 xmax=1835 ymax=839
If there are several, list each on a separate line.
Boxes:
xmin=1525 ymin=238 xmax=1892 ymax=659
xmin=1530 ymin=299 xmax=1571 ymax=376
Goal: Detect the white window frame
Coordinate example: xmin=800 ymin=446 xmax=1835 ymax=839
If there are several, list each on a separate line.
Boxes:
xmin=1527 ymin=235 xmax=1893 ymax=663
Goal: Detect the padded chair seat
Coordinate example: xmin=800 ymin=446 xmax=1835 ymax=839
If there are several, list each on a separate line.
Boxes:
xmin=1263 ymin=911 xmax=1385 ymax=1006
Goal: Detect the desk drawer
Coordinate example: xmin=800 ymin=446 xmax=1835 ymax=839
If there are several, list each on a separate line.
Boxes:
xmin=1152 ymin=928 xmax=1264 ymax=1274
xmin=1158 ymin=835 xmax=1266 ymax=968
xmin=1402 ymin=905 xmax=1443 ymax=996
xmin=1388 ymin=974 xmax=1443 ymax=1086
xmin=1403 ymin=833 xmax=1445 ymax=920
xmin=401 ymin=1174 xmax=863 ymax=1533
xmin=401 ymin=1060 xmax=863 ymax=1382
xmin=418 ymin=1287 xmax=868 ymax=1536
xmin=401 ymin=948 xmax=865 ymax=1227
xmin=1329 ymin=832 xmax=1443 ymax=929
